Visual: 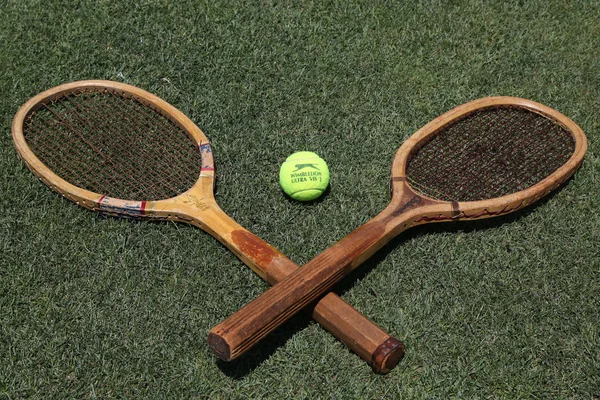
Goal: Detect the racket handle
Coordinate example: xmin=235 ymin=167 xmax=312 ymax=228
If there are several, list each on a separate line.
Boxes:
xmin=309 ymin=293 xmax=404 ymax=373
xmin=209 ymin=214 xmax=399 ymax=365
xmin=223 ymin=229 xmax=404 ymax=373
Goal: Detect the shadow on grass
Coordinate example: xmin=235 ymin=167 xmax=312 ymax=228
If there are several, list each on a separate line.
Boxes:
xmin=333 ymin=180 xmax=569 ymax=294
xmin=280 ymin=184 xmax=332 ymax=205
xmin=215 ymin=310 xmax=314 ymax=378
xmin=216 ymin=180 xmax=571 ymax=378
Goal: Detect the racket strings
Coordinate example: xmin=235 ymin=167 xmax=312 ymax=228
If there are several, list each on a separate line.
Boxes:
xmin=66 ymin=91 xmax=187 ymax=197
xmin=406 ymin=107 xmax=575 ymax=202
xmin=67 ymin=90 xmax=192 ymax=197
xmin=23 ymin=89 xmax=202 ymax=201
xmin=44 ymin=93 xmax=139 ymax=191
xmin=26 ymin=101 xmax=111 ymax=192
xmin=406 ymin=177 xmax=455 ymax=202
xmin=27 ymin=92 xmax=160 ymax=198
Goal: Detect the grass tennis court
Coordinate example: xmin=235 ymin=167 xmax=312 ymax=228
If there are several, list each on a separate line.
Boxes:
xmin=1 ymin=1 xmax=599 ymax=398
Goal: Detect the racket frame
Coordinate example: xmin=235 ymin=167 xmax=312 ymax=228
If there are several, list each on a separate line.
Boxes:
xmin=208 ymin=96 xmax=588 ymax=361
xmin=12 ymin=80 xmax=405 ymax=373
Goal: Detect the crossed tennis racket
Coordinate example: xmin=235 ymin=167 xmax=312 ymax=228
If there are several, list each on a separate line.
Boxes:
xmin=13 ymin=81 xmax=587 ymax=372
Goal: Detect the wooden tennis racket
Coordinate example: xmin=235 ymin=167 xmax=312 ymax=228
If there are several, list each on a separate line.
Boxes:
xmin=209 ymin=97 xmax=588 ymax=361
xmin=12 ymin=80 xmax=404 ymax=373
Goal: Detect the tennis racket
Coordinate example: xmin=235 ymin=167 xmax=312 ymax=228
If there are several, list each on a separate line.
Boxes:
xmin=209 ymin=97 xmax=587 ymax=361
xmin=12 ymin=80 xmax=404 ymax=373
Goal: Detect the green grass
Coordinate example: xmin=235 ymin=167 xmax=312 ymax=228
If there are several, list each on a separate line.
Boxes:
xmin=1 ymin=0 xmax=599 ymax=398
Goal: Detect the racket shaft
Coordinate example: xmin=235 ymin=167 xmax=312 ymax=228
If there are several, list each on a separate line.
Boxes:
xmin=208 ymin=204 xmax=407 ymax=362
xmin=200 ymin=206 xmax=404 ymax=372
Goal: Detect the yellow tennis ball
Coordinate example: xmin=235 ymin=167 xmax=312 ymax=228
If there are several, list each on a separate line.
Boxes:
xmin=279 ymin=151 xmax=330 ymax=201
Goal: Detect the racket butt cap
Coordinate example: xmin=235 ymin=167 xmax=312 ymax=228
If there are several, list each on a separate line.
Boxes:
xmin=371 ymin=337 xmax=405 ymax=374
xmin=208 ymin=332 xmax=231 ymax=361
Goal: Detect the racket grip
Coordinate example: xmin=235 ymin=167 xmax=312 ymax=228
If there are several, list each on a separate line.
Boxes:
xmin=202 ymin=208 xmax=404 ymax=372
xmin=266 ymin=258 xmax=403 ymax=373
xmin=209 ymin=219 xmax=396 ymax=366
xmin=309 ymin=293 xmax=404 ymax=374
xmin=222 ymin=239 xmax=403 ymax=373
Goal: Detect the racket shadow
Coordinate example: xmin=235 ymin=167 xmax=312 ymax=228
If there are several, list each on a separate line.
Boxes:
xmin=334 ymin=180 xmax=569 ymax=294
xmin=216 ymin=179 xmax=570 ymax=378
xmin=215 ymin=309 xmax=313 ymax=377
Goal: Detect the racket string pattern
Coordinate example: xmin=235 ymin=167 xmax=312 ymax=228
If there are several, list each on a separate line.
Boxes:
xmin=23 ymin=89 xmax=202 ymax=201
xmin=406 ymin=107 xmax=575 ymax=202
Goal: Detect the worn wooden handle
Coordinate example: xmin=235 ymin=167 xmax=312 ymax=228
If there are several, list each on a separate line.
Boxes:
xmin=201 ymin=207 xmax=404 ymax=373
xmin=208 ymin=206 xmax=406 ymax=363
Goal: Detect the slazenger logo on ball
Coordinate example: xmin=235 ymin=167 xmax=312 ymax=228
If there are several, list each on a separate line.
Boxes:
xmin=293 ymin=163 xmax=321 ymax=172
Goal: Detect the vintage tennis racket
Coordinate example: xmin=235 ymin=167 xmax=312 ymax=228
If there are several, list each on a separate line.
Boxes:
xmin=209 ymin=97 xmax=587 ymax=361
xmin=12 ymin=80 xmax=405 ymax=373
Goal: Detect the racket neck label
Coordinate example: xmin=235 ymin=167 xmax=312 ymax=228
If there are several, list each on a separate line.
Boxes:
xmin=97 ymin=195 xmax=147 ymax=217
xmin=200 ymin=143 xmax=215 ymax=176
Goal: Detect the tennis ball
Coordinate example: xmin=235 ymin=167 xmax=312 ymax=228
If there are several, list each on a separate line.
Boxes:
xmin=279 ymin=151 xmax=330 ymax=201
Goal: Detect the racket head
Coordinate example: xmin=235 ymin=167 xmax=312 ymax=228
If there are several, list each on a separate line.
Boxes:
xmin=12 ymin=80 xmax=216 ymax=220
xmin=390 ymin=97 xmax=587 ymax=222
